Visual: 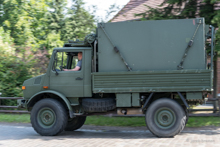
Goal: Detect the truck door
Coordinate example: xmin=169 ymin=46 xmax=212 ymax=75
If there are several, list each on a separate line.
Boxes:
xmin=50 ymin=50 xmax=84 ymax=97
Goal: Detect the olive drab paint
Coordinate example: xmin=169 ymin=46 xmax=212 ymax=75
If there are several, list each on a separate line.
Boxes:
xmin=98 ymin=18 xmax=206 ymax=72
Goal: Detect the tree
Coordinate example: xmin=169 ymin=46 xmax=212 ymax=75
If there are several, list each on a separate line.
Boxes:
xmin=45 ymin=0 xmax=67 ymax=35
xmin=0 ymin=27 xmax=14 ymax=55
xmin=106 ymin=3 xmax=121 ymax=22
xmin=62 ymin=0 xmax=96 ymax=41
xmin=0 ymin=0 xmax=50 ymax=48
xmin=212 ymin=0 xmax=220 ymax=49
xmin=136 ymin=0 xmax=217 ymax=26
xmin=0 ymin=27 xmax=32 ymax=105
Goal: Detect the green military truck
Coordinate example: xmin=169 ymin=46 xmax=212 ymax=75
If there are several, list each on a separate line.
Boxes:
xmin=18 ymin=18 xmax=214 ymax=137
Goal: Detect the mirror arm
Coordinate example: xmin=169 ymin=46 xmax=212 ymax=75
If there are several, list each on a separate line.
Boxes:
xmin=54 ymin=50 xmax=59 ymax=76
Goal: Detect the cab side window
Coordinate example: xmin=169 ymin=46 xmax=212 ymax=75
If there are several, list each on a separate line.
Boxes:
xmin=53 ymin=51 xmax=82 ymax=71
xmin=71 ymin=54 xmax=79 ymax=69
xmin=53 ymin=51 xmax=68 ymax=71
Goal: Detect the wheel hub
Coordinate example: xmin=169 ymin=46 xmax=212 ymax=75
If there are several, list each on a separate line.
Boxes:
xmin=154 ymin=107 xmax=176 ymax=129
xmin=37 ymin=108 xmax=56 ymax=128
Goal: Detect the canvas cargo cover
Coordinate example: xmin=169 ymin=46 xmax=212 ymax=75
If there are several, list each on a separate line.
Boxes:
xmin=97 ymin=18 xmax=206 ymax=72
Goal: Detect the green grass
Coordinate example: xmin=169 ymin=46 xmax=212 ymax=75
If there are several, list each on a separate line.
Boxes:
xmin=0 ymin=114 xmax=30 ymax=123
xmin=85 ymin=116 xmax=220 ymax=127
xmin=85 ymin=116 xmax=146 ymax=127
xmin=186 ymin=116 xmax=220 ymax=127
xmin=0 ymin=114 xmax=219 ymax=127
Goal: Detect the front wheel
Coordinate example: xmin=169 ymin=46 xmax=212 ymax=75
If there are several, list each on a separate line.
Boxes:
xmin=145 ymin=98 xmax=186 ymax=137
xmin=31 ymin=98 xmax=68 ymax=136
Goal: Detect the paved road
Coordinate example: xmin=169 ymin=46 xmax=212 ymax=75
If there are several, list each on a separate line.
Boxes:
xmin=0 ymin=123 xmax=219 ymax=147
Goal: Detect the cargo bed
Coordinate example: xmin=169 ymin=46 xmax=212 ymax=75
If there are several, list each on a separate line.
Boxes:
xmin=92 ymin=69 xmax=212 ymax=93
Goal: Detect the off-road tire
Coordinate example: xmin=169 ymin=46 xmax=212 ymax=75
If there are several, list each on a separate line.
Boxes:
xmin=145 ymin=98 xmax=186 ymax=138
xmin=65 ymin=116 xmax=86 ymax=131
xmin=31 ymin=98 xmax=68 ymax=136
xmin=82 ymin=98 xmax=116 ymax=112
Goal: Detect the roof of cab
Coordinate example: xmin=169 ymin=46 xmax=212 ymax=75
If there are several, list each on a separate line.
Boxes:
xmin=54 ymin=47 xmax=92 ymax=50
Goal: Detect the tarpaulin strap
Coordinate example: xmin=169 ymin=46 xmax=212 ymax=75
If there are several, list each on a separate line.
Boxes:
xmin=99 ymin=23 xmax=132 ymax=71
xmin=177 ymin=20 xmax=202 ymax=70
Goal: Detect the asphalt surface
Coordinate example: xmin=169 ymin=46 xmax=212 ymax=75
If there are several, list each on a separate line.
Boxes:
xmin=0 ymin=123 xmax=220 ymax=147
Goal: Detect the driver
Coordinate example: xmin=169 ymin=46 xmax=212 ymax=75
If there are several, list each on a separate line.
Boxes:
xmin=63 ymin=52 xmax=82 ymax=71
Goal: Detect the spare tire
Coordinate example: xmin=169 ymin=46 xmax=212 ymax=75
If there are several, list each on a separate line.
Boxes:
xmin=82 ymin=98 xmax=116 ymax=112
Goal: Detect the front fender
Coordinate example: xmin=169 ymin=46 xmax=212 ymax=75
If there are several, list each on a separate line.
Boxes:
xmin=27 ymin=90 xmax=73 ymax=112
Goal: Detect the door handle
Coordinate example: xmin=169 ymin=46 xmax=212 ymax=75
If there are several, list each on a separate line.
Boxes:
xmin=76 ymin=77 xmax=83 ymax=80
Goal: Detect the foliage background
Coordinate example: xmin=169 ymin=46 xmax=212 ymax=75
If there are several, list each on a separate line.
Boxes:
xmin=0 ymin=0 xmax=96 ymax=105
xmin=1 ymin=0 xmax=220 ymax=105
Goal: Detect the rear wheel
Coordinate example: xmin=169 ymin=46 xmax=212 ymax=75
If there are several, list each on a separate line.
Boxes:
xmin=31 ymin=98 xmax=68 ymax=136
xmin=65 ymin=116 xmax=86 ymax=131
xmin=145 ymin=98 xmax=186 ymax=137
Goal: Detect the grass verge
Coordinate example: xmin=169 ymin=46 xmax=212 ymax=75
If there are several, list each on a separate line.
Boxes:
xmin=0 ymin=114 xmax=30 ymax=123
xmin=0 ymin=114 xmax=219 ymax=127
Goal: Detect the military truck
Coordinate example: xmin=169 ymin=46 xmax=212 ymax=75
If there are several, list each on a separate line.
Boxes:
xmin=18 ymin=18 xmax=215 ymax=137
